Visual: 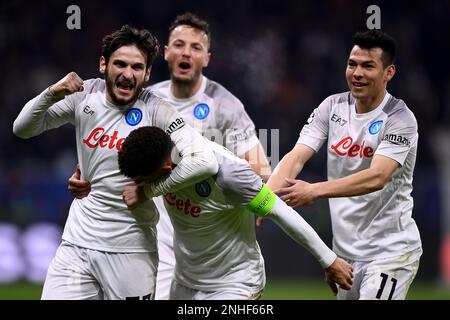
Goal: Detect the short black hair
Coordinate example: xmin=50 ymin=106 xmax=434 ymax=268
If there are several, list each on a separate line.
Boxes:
xmin=101 ymin=25 xmax=160 ymax=67
xmin=169 ymin=12 xmax=211 ymax=49
xmin=352 ymin=30 xmax=396 ymax=67
xmin=118 ymin=126 xmax=174 ymax=178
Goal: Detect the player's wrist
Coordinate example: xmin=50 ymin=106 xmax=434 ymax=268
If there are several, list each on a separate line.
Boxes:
xmin=322 ymin=251 xmax=337 ymax=269
xmin=48 ymin=85 xmax=58 ymax=96
xmin=48 ymin=85 xmax=64 ymax=99
xmin=313 ymin=182 xmax=327 ymax=199
xmin=247 ymin=184 xmax=276 ymax=217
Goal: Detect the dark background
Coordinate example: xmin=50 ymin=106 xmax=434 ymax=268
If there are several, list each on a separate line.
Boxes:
xmin=1 ymin=0 xmax=448 ymax=283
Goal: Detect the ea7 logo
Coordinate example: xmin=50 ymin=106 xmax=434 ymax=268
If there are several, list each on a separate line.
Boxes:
xmin=331 ymin=114 xmax=348 ymax=126
xmin=83 ymin=105 xmax=94 ymax=116
xmin=382 ymin=134 xmax=410 ymax=146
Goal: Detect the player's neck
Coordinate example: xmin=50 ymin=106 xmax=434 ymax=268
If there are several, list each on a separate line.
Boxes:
xmin=171 ymin=77 xmax=202 ymax=99
xmin=355 ymin=91 xmax=386 ymax=114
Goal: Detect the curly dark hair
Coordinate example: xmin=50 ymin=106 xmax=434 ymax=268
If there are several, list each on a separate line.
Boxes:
xmin=101 ymin=25 xmax=160 ymax=68
xmin=169 ymin=12 xmax=211 ymax=49
xmin=352 ymin=30 xmax=396 ymax=68
xmin=118 ymin=126 xmax=174 ymax=179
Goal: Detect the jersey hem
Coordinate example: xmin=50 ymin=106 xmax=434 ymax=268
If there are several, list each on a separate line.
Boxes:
xmin=62 ymin=236 xmax=157 ymax=253
xmin=335 ymin=244 xmax=422 ymax=262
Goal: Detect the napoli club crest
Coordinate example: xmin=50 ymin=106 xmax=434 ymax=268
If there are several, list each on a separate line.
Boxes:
xmin=125 ymin=108 xmax=143 ymax=126
xmin=195 ymin=180 xmax=211 ymax=197
xmin=368 ymin=120 xmax=383 ymax=134
xmin=193 ymin=103 xmax=210 ymax=120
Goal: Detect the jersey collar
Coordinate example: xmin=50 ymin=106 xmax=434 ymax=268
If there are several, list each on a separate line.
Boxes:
xmin=168 ymin=75 xmax=208 ymax=104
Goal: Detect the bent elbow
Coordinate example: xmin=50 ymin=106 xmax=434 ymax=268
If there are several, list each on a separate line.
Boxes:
xmin=372 ymin=181 xmax=385 ymax=192
xmin=12 ymin=122 xmax=31 ymax=139
xmin=202 ymin=156 xmax=219 ymax=176
xmin=371 ymin=174 xmax=390 ymax=191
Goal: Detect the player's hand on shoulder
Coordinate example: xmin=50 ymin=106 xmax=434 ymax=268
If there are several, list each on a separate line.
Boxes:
xmin=122 ymin=182 xmax=149 ymax=211
xmin=324 ymin=257 xmax=353 ymax=295
xmin=49 ymin=72 xmax=84 ymax=98
xmin=68 ymin=164 xmax=91 ymax=199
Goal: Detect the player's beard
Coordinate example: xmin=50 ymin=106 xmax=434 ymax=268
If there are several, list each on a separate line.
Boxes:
xmin=169 ymin=63 xmax=202 ymax=87
xmin=105 ymin=69 xmax=145 ymax=106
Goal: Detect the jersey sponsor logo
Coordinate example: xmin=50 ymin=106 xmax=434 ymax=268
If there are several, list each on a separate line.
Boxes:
xmin=226 ymin=128 xmax=254 ymax=142
xmin=193 ymin=103 xmax=210 ymax=120
xmin=195 ymin=181 xmax=211 ymax=197
xmin=83 ymin=127 xmax=126 ymax=151
xmin=331 ymin=136 xmax=374 ymax=158
xmin=331 ymin=113 xmax=348 ymax=126
xmin=166 ymin=117 xmax=185 ymax=134
xmin=369 ymin=120 xmax=383 ymax=134
xmin=382 ymin=133 xmax=410 ymax=146
xmin=164 ymin=193 xmax=202 ymax=218
xmin=125 ymin=108 xmax=142 ymax=126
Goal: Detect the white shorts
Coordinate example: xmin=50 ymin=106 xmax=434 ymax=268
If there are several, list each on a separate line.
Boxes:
xmin=154 ymin=238 xmax=175 ymax=300
xmin=154 ymin=196 xmax=175 ymax=300
xmin=170 ymin=279 xmax=262 ymax=300
xmin=337 ymin=248 xmax=422 ymax=300
xmin=41 ymin=241 xmax=158 ymax=300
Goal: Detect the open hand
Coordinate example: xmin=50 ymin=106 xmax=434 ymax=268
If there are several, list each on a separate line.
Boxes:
xmin=324 ymin=257 xmax=353 ymax=295
xmin=275 ymin=178 xmax=317 ymax=208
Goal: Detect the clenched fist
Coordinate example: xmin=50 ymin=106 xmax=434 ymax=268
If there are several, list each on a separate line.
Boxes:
xmin=122 ymin=182 xmax=149 ymax=211
xmin=49 ymin=72 xmax=84 ymax=99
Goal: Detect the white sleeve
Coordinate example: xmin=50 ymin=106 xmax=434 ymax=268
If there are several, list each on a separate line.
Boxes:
xmin=267 ymin=196 xmax=337 ymax=269
xmin=145 ymin=101 xmax=219 ymax=197
xmin=219 ymin=96 xmax=259 ymax=157
xmin=13 ymin=88 xmax=75 ymax=139
xmin=296 ymin=96 xmax=331 ymax=152
xmin=375 ymin=108 xmax=418 ymax=166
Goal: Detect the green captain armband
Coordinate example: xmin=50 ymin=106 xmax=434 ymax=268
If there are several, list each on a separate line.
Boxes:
xmin=246 ymin=184 xmax=276 ymax=217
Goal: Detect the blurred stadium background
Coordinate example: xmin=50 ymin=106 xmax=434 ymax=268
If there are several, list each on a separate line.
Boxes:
xmin=1 ymin=0 xmax=450 ymax=299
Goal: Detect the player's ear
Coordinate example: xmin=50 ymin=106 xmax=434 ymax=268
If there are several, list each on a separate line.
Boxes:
xmin=99 ymin=56 xmax=106 ymax=74
xmin=203 ymin=52 xmax=211 ymax=68
xmin=164 ymin=45 xmax=169 ymax=62
xmin=385 ymin=64 xmax=396 ymax=82
xmin=145 ymin=66 xmax=151 ymax=82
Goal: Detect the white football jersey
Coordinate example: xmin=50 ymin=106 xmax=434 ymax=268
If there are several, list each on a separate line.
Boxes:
xmin=165 ymin=140 xmax=265 ymax=293
xmin=297 ymin=92 xmax=422 ymax=261
xmin=150 ymin=75 xmax=260 ymax=156
xmin=150 ymin=75 xmax=260 ymax=247
xmin=14 ymin=78 xmax=217 ymax=253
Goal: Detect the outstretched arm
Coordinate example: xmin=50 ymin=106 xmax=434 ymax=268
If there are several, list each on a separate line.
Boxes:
xmin=276 ymin=155 xmax=399 ymax=208
xmin=247 ymin=184 xmax=353 ymax=293
xmin=256 ymin=144 xmax=314 ymax=226
xmin=267 ymin=144 xmax=315 ymax=190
